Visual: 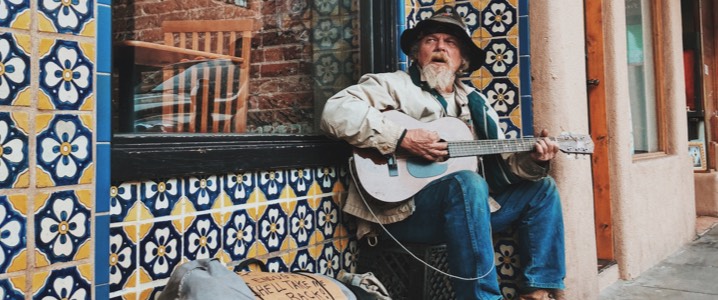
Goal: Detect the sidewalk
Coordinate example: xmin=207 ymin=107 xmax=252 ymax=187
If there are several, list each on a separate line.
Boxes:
xmin=600 ymin=217 xmax=718 ymax=299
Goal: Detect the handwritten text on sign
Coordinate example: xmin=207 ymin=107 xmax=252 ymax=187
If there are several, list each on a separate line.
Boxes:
xmin=238 ymin=272 xmax=346 ymax=300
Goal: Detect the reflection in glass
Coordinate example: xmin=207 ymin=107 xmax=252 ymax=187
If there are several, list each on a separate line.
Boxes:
xmin=112 ymin=1 xmax=360 ymax=135
xmin=625 ymin=0 xmax=658 ymax=153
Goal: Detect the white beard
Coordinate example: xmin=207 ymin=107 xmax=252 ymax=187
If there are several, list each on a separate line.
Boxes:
xmin=422 ymin=63 xmax=455 ymax=92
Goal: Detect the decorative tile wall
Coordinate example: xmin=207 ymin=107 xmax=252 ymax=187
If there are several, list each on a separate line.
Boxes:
xmin=108 ymin=166 xmax=355 ymax=299
xmin=0 ymin=0 xmax=108 ymax=298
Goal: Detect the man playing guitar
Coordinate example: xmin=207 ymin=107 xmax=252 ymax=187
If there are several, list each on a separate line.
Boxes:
xmin=320 ymin=5 xmax=566 ymax=300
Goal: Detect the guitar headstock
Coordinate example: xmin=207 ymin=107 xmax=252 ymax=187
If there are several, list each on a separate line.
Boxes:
xmin=555 ymin=133 xmax=594 ymax=155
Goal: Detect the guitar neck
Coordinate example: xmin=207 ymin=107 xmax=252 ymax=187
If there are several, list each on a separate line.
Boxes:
xmin=448 ymin=137 xmax=552 ymax=158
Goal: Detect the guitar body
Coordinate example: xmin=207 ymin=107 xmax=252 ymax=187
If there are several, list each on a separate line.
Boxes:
xmin=352 ymin=111 xmax=477 ymax=202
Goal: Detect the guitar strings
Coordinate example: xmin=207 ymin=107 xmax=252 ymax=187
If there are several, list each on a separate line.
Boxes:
xmin=348 ymin=157 xmax=495 ymax=281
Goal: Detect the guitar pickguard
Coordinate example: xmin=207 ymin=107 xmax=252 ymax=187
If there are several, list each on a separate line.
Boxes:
xmin=406 ymin=158 xmax=448 ymax=178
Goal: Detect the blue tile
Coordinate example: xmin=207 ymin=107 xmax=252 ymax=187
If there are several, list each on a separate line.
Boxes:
xmin=95 ymin=284 xmax=110 ymax=300
xmin=97 ymin=5 xmax=112 ymax=73
xmin=520 ymin=56 xmax=531 ymax=96
xmin=397 ymin=0 xmax=406 ymax=26
xmin=519 ymin=16 xmax=530 ymax=56
xmin=95 ymin=215 xmax=110 ymax=285
xmin=97 ymin=74 xmax=111 ymax=142
xmin=98 ymin=0 xmax=112 ymax=5
xmin=520 ymin=95 xmax=534 ymax=136
xmin=96 ymin=143 xmax=111 ymax=212
xmin=519 ymin=0 xmax=528 ymax=16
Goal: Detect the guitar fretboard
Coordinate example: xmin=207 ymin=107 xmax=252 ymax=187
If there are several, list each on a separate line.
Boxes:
xmin=448 ymin=138 xmax=555 ymax=158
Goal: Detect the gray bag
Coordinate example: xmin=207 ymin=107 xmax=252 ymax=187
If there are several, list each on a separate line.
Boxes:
xmin=158 ymin=259 xmax=255 ymax=300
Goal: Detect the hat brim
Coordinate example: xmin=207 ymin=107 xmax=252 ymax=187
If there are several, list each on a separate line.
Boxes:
xmin=400 ymin=20 xmax=485 ymax=73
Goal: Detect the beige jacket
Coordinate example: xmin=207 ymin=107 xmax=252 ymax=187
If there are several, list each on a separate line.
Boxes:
xmin=320 ymin=70 xmax=548 ymax=239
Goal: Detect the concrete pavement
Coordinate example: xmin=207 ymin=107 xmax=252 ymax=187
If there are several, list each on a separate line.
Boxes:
xmin=600 ymin=219 xmax=718 ymax=299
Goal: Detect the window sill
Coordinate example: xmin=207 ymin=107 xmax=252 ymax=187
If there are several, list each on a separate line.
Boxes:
xmin=111 ymin=134 xmax=352 ymax=182
xmin=632 ymin=151 xmax=669 ymax=161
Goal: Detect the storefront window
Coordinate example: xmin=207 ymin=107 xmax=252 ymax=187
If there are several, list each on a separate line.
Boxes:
xmin=625 ymin=0 xmax=661 ymax=154
xmin=111 ymin=0 xmax=359 ymax=135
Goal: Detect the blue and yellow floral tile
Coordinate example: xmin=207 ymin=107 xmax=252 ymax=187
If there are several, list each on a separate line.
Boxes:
xmin=258 ymin=170 xmax=286 ymax=201
xmin=223 ymin=209 xmax=257 ymax=262
xmin=315 ymin=196 xmax=340 ymax=243
xmin=141 ymin=178 xmax=183 ymax=220
xmin=111 ymin=182 xmax=138 ymax=223
xmin=224 ymin=172 xmax=255 ymax=206
xmin=32 ymin=264 xmax=92 ymax=300
xmin=453 ymin=2 xmax=481 ymax=32
xmin=0 ymin=275 xmax=24 ymax=299
xmin=480 ymin=37 xmax=519 ymax=78
xmin=499 ymin=117 xmax=521 ymax=139
xmin=483 ymin=77 xmax=519 ymax=117
xmin=317 ymin=241 xmax=341 ymax=277
xmin=37 ymin=0 xmax=95 ymax=36
xmin=183 ymin=214 xmax=222 ymax=261
xmin=35 ymin=114 xmax=93 ymax=187
xmin=138 ymin=221 xmax=182 ymax=281
xmin=495 ymin=239 xmax=520 ymax=280
xmin=0 ymin=0 xmax=30 ymax=29
xmin=38 ymin=38 xmax=94 ymax=110
xmin=315 ymin=166 xmax=338 ymax=194
xmin=287 ymin=168 xmax=314 ymax=198
xmin=288 ymin=200 xmax=315 ymax=248
xmin=289 ymin=248 xmax=316 ymax=272
xmin=257 ymin=204 xmax=288 ymax=253
xmin=34 ymin=190 xmax=91 ymax=267
xmin=481 ymin=0 xmax=518 ymax=37
xmin=109 ymin=225 xmax=138 ymax=293
xmin=266 ymin=256 xmax=288 ymax=273
xmin=341 ymin=238 xmax=359 ymax=273
xmin=0 ymin=112 xmax=29 ymax=188
xmin=186 ymin=175 xmax=220 ymax=212
xmin=0 ymin=33 xmax=31 ymax=106
xmin=0 ymin=194 xmax=27 ymax=273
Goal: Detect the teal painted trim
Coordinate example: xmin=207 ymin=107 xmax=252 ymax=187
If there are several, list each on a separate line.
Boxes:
xmin=97 ymin=5 xmax=112 ymax=73
xmin=97 ymin=74 xmax=111 ymax=142
xmin=96 ymin=142 xmax=111 ymax=212
xmin=94 ymin=215 xmax=110 ymax=285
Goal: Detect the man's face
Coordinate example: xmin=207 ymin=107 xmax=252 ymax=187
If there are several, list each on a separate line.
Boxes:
xmin=416 ymin=33 xmax=463 ymax=73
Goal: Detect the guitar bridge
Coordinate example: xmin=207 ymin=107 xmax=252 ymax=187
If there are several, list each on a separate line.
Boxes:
xmin=386 ymin=154 xmax=399 ymax=177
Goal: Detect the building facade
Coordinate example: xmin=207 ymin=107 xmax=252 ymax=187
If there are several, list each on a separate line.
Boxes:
xmin=0 ymin=0 xmax=708 ymax=299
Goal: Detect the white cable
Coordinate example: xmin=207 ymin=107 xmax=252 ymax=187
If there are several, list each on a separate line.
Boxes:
xmin=348 ymin=157 xmax=494 ymax=281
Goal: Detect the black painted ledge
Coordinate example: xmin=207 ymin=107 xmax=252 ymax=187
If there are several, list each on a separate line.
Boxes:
xmin=111 ymin=134 xmax=352 ymax=182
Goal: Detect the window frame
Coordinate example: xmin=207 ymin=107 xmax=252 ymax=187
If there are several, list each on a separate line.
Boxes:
xmin=110 ymin=0 xmax=396 ymax=182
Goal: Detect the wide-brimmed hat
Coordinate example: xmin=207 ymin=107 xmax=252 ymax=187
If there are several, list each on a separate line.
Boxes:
xmin=400 ymin=5 xmax=485 ymax=73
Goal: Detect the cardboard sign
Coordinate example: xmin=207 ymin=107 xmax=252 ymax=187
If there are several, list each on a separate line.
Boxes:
xmin=238 ymin=271 xmax=347 ymax=300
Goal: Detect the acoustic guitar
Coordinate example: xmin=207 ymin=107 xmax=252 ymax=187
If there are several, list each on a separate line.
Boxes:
xmin=351 ymin=110 xmax=594 ymax=202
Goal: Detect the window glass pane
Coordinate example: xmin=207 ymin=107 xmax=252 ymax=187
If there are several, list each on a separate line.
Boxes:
xmin=112 ymin=1 xmax=359 ymax=134
xmin=626 ymin=0 xmax=659 ymax=153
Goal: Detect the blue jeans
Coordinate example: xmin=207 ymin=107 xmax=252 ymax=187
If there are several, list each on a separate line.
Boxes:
xmin=384 ymin=170 xmax=565 ymax=300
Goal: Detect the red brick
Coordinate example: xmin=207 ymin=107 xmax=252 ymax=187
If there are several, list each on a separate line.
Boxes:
xmin=262 ymin=47 xmax=285 ymax=62
xmin=259 ymin=62 xmax=300 ymax=77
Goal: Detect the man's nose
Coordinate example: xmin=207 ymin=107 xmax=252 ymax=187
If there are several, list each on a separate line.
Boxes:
xmin=433 ymin=42 xmax=449 ymax=53
xmin=435 ymin=39 xmax=448 ymax=50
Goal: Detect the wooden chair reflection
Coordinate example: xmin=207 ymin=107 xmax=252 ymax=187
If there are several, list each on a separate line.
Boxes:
xmin=160 ymin=19 xmax=253 ymax=133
